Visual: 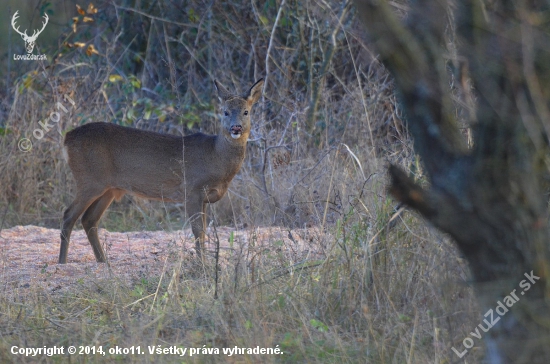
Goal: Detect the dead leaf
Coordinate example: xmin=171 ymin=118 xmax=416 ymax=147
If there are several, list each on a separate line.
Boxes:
xmin=87 ymin=3 xmax=98 ymax=14
xmin=72 ymin=17 xmax=79 ymax=33
xmin=86 ymin=44 xmax=99 ymax=56
xmin=76 ymin=4 xmax=85 ymax=15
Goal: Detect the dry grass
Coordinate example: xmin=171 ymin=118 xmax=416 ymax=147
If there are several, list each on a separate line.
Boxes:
xmin=0 ymin=0 xmax=480 ymax=362
xmin=0 ymin=217 xmax=478 ymax=363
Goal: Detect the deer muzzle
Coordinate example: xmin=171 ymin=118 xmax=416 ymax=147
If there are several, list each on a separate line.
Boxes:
xmin=230 ymin=125 xmax=243 ymax=139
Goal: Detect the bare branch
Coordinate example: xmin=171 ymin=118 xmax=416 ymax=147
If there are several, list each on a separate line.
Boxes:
xmin=354 ymin=0 xmax=467 ymax=177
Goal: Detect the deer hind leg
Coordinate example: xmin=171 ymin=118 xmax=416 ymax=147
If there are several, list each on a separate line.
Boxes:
xmin=59 ymin=187 xmax=106 ymax=264
xmin=81 ymin=189 xmax=123 ymax=263
xmin=187 ymin=196 xmax=207 ymax=258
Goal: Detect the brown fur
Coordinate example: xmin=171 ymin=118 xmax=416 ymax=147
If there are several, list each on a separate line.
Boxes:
xmin=59 ymin=79 xmax=264 ymax=263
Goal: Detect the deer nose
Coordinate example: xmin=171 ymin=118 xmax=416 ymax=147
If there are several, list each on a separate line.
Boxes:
xmin=230 ymin=125 xmax=243 ymax=139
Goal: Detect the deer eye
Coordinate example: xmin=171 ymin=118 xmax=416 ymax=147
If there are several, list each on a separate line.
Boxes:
xmin=224 ymin=111 xmax=229 ymax=116
xmin=244 ymin=110 xmax=249 ymax=116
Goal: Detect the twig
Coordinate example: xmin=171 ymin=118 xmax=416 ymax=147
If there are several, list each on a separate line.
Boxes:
xmin=7 ymin=6 xmax=12 ymax=97
xmin=305 ymin=1 xmax=350 ymax=133
xmin=115 ymin=5 xmax=194 ymax=28
xmin=263 ymin=0 xmax=287 ymax=95
xmin=123 ymin=293 xmax=156 ymax=308
xmin=211 ymin=209 xmax=221 ymax=300
xmin=244 ymin=260 xmax=323 ymax=291
xmin=45 ymin=317 xmax=68 ymax=330
xmin=0 ymin=203 xmax=9 ymax=238
xmin=295 ymin=146 xmax=338 ymax=185
xmin=260 ymin=144 xmax=292 ymax=197
xmin=150 ymin=255 xmax=169 ymax=313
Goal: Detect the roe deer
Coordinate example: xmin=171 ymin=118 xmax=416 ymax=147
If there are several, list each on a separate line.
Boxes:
xmin=59 ymin=79 xmax=264 ymax=263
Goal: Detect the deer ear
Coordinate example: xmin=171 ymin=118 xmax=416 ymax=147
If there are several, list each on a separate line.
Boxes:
xmin=214 ymin=80 xmax=231 ymax=101
xmin=245 ymin=79 xmax=264 ymax=104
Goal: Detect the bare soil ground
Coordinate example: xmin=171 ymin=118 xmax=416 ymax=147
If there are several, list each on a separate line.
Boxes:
xmin=0 ymin=225 xmax=327 ymax=294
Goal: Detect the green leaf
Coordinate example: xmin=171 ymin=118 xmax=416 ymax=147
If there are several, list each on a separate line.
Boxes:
xmin=310 ymin=319 xmax=328 ymax=332
xmin=131 ymin=286 xmax=144 ymax=297
xmin=259 ymin=15 xmax=269 ymax=26
xmin=126 ymin=108 xmax=136 ymax=121
xmin=108 ymin=74 xmax=123 ymax=83
xmin=188 ymin=8 xmax=199 ymax=23
xmin=398 ymin=314 xmax=412 ymax=323
xmin=0 ymin=128 xmax=12 ymax=136
xmin=129 ymin=75 xmax=141 ymax=89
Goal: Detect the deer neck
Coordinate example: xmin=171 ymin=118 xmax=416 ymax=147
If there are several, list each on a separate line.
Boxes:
xmin=215 ymin=132 xmax=248 ymax=171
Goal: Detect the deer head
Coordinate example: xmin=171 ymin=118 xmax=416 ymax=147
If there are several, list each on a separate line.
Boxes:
xmin=11 ymin=11 xmax=49 ymax=54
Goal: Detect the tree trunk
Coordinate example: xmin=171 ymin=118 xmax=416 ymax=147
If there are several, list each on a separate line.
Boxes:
xmin=354 ymin=0 xmax=550 ymax=362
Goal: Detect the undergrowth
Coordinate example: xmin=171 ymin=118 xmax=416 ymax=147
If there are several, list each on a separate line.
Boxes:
xmin=0 ymin=0 xmax=479 ymax=363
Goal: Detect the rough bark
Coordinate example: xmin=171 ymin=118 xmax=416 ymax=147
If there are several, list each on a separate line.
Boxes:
xmin=354 ymin=0 xmax=550 ymax=362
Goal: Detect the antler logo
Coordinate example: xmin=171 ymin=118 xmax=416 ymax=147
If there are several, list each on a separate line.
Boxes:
xmin=11 ymin=11 xmax=49 ymax=54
